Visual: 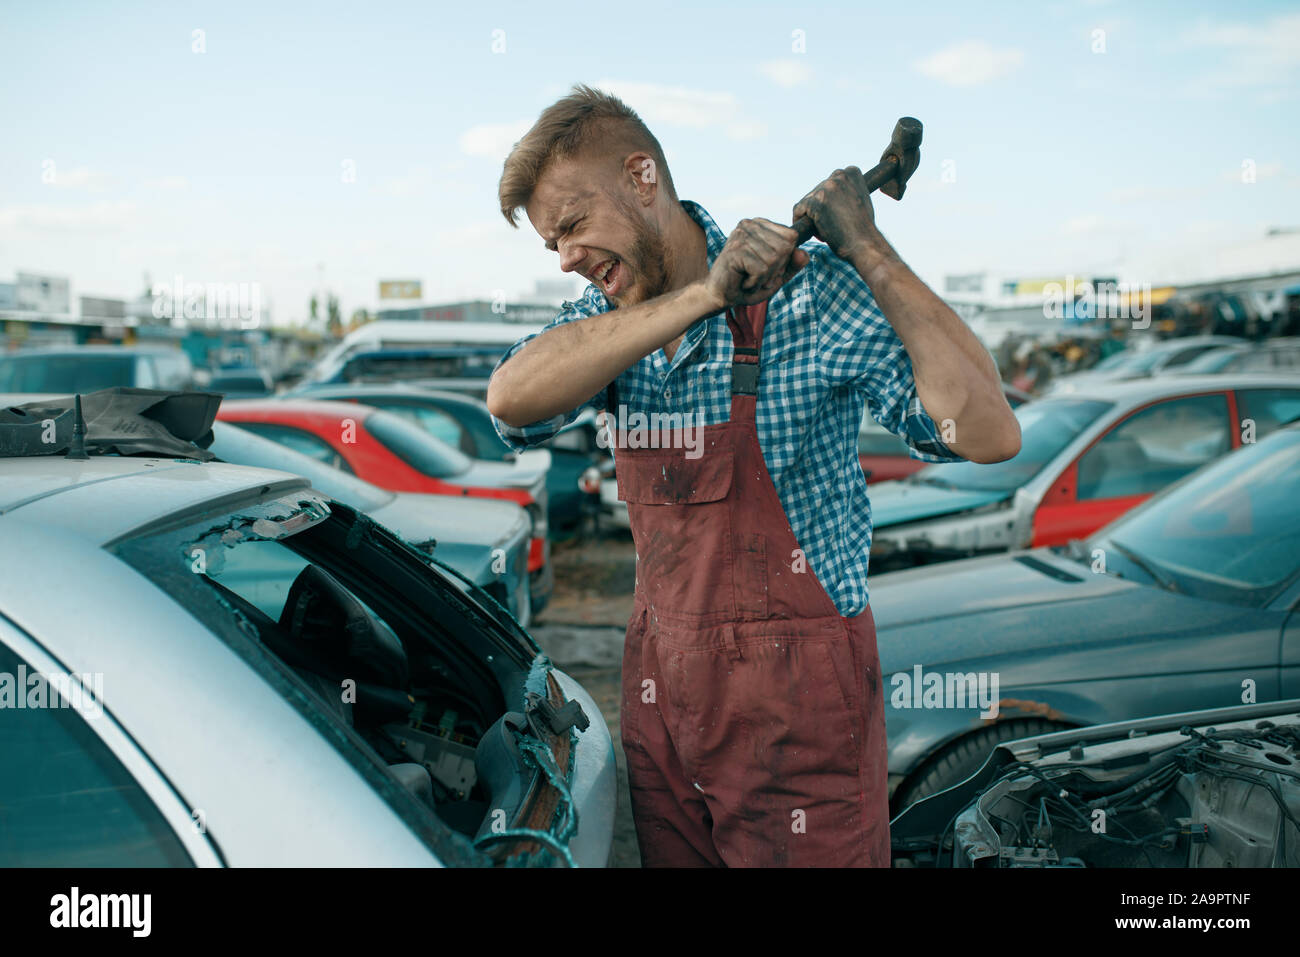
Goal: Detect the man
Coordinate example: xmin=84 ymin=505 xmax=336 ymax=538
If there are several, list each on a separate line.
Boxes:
xmin=488 ymin=84 xmax=1020 ymax=867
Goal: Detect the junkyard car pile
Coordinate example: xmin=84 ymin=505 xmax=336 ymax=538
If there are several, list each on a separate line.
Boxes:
xmin=0 ymin=388 xmax=615 ymax=867
xmin=868 ymin=343 xmax=1300 ymax=867
xmin=2 ymin=332 xmax=1298 ymax=870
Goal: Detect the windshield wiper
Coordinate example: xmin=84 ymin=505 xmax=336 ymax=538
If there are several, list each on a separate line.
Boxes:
xmin=1105 ymin=538 xmax=1179 ymax=593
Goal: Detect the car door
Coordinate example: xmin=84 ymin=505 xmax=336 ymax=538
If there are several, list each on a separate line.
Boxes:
xmin=0 ymin=622 xmax=220 ymax=866
xmin=1235 ymin=387 xmax=1300 ymax=440
xmin=1033 ymin=393 xmax=1233 ymax=545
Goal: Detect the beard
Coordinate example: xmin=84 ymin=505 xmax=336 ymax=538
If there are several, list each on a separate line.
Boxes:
xmin=610 ymin=208 xmax=674 ymax=308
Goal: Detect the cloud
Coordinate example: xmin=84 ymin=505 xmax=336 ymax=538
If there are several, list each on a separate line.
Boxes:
xmin=758 ymin=59 xmax=813 ymax=88
xmin=914 ymin=40 xmax=1025 ymax=87
xmin=43 ymin=166 xmax=114 ymax=191
xmin=1178 ymin=12 xmax=1300 ymax=95
xmin=458 ymin=120 xmax=532 ymax=160
xmin=143 ymin=175 xmax=189 ymax=192
xmin=592 ymin=79 xmax=766 ymax=141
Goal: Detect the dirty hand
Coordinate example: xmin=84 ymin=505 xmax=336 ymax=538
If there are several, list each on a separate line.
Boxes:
xmin=704 ymin=217 xmax=809 ymax=309
xmin=792 ymin=167 xmax=881 ymax=262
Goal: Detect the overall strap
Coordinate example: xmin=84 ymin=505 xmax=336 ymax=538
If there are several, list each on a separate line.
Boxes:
xmin=727 ymin=301 xmax=769 ymax=396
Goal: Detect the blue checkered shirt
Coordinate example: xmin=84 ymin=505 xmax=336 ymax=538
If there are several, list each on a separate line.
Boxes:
xmin=491 ymin=200 xmax=965 ymax=615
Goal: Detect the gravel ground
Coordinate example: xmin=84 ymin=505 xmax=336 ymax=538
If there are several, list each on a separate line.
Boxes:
xmin=530 ymin=531 xmax=642 ymax=868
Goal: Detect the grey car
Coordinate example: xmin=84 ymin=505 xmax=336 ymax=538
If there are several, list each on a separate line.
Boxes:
xmin=0 ymin=454 xmax=615 ymax=866
xmin=1044 ymin=335 xmax=1243 ymax=396
xmin=872 ymin=421 xmax=1300 ymax=813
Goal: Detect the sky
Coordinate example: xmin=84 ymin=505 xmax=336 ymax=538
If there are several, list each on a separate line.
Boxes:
xmin=1 ymin=0 xmax=1297 ymax=326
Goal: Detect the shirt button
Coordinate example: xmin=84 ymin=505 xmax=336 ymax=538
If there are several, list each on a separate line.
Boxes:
xmin=664 ymin=388 xmax=672 ymax=398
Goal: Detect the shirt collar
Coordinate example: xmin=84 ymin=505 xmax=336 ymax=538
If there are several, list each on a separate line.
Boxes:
xmin=679 ymin=199 xmax=728 ymax=270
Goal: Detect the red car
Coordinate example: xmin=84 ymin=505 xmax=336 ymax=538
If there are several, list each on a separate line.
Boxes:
xmin=217 ymin=399 xmax=553 ymax=611
xmin=858 ymin=384 xmax=1032 ymax=483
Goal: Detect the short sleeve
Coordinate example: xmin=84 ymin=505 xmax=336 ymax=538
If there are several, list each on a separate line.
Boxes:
xmin=489 ymin=287 xmax=610 ymax=453
xmin=809 ymin=243 xmax=965 ymax=464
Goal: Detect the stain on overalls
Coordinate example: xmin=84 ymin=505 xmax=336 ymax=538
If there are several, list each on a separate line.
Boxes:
xmin=611 ymin=299 xmax=890 ymax=867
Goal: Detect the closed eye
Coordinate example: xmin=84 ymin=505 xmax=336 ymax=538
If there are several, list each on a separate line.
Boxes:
xmin=545 ymin=217 xmax=583 ymax=253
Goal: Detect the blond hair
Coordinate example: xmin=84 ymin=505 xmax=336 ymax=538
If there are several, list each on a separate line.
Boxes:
xmin=498 ymin=84 xmax=677 ymax=227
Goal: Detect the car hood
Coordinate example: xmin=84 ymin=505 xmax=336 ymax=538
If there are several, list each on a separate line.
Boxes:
xmin=869 ymin=480 xmax=1011 ymax=527
xmin=867 ymin=549 xmax=1235 ymax=676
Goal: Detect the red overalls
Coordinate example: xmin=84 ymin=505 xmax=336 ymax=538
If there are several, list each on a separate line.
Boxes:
xmin=612 ymin=298 xmax=891 ymax=867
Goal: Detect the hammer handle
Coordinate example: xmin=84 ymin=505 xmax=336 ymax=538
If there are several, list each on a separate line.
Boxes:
xmin=789 ymin=155 xmax=900 ymax=245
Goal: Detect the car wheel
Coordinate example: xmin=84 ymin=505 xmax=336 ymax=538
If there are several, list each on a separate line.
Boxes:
xmin=892 ymin=718 xmax=1072 ymax=814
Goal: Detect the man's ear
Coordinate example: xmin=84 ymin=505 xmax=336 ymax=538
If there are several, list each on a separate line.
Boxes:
xmin=623 ymin=151 xmax=658 ymax=206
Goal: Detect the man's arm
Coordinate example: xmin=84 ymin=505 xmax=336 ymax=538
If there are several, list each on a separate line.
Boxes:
xmin=793 ymin=168 xmax=1020 ymax=464
xmin=487 ymin=282 xmax=718 ymax=428
xmin=488 ymin=216 xmax=812 ymax=428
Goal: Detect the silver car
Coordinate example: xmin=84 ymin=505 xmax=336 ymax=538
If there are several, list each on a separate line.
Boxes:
xmin=0 ymin=455 xmax=615 ymax=866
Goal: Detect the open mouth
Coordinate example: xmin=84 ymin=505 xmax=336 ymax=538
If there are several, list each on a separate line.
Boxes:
xmin=594 ymin=259 xmax=622 ymax=296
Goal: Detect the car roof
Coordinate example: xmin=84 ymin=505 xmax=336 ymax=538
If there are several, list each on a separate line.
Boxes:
xmin=219 ymin=397 xmax=379 ymax=420
xmin=0 ymin=456 xmax=312 ymax=547
xmin=1051 ymin=372 xmax=1300 ymax=404
xmin=1140 ymin=335 xmax=1244 ymax=353
xmin=307 ymin=383 xmax=487 ymax=408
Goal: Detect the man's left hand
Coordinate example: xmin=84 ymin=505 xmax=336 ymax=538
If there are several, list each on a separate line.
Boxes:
xmin=792 ymin=167 xmax=882 ymax=262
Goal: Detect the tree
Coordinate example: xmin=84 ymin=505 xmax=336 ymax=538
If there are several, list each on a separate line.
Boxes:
xmin=327 ymin=293 xmax=342 ymax=337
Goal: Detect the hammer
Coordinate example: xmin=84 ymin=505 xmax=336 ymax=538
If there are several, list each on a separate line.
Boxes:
xmin=789 ymin=116 xmax=923 ymax=245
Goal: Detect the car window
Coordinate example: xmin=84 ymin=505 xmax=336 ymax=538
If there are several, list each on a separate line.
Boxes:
xmin=1181 ymin=349 xmax=1242 ymax=373
xmin=1095 ymin=431 xmax=1300 ymax=606
xmin=364 ymin=410 xmax=472 ymax=477
xmin=913 ymin=398 xmax=1111 ymax=492
xmin=0 ymin=353 xmax=134 ymax=393
xmin=153 ymin=353 xmax=193 ymax=389
xmin=1237 ymin=389 xmax=1300 ymax=437
xmin=236 ymin=422 xmax=357 ymax=474
xmin=1274 ymin=347 xmax=1300 ymax=370
xmin=111 ymin=494 xmax=505 ymax=865
xmin=0 ymin=642 xmax=192 ymax=866
xmin=133 ymin=356 xmax=160 ymax=389
xmin=208 ymin=422 xmax=392 ymax=510
xmin=1093 ymin=351 xmax=1136 ymax=372
xmin=1237 ymin=351 xmax=1276 ymax=372
xmin=1162 ymin=345 xmax=1218 ymax=369
xmin=858 ymin=416 xmax=909 ymax=457
xmin=210 ymin=374 xmax=270 ymax=394
xmin=1077 ymin=394 xmax=1230 ymax=501
xmin=381 ymin=403 xmax=471 ymax=453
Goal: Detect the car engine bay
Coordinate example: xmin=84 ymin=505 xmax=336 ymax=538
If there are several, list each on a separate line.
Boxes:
xmin=899 ymin=711 xmax=1300 ymax=867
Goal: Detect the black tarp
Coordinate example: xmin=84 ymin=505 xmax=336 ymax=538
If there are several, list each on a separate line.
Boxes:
xmin=4 ymin=388 xmax=221 ymax=459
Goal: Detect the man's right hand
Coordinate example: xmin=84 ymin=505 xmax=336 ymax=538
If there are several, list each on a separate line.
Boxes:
xmin=703 ymin=217 xmax=810 ymax=309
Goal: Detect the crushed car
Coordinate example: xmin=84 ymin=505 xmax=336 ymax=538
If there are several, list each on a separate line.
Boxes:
xmin=0 ymin=389 xmax=615 ymax=866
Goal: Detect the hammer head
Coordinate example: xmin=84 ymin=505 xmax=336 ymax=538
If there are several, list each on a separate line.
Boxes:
xmin=879 ymin=116 xmax=923 ymax=201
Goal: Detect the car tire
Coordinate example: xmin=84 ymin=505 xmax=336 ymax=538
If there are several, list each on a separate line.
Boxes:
xmin=892 ymin=718 xmax=1072 ymax=814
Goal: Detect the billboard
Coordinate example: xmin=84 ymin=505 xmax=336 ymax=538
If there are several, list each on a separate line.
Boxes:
xmin=379 ymin=280 xmax=422 ymax=300
xmin=80 ymin=296 xmax=127 ymax=319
